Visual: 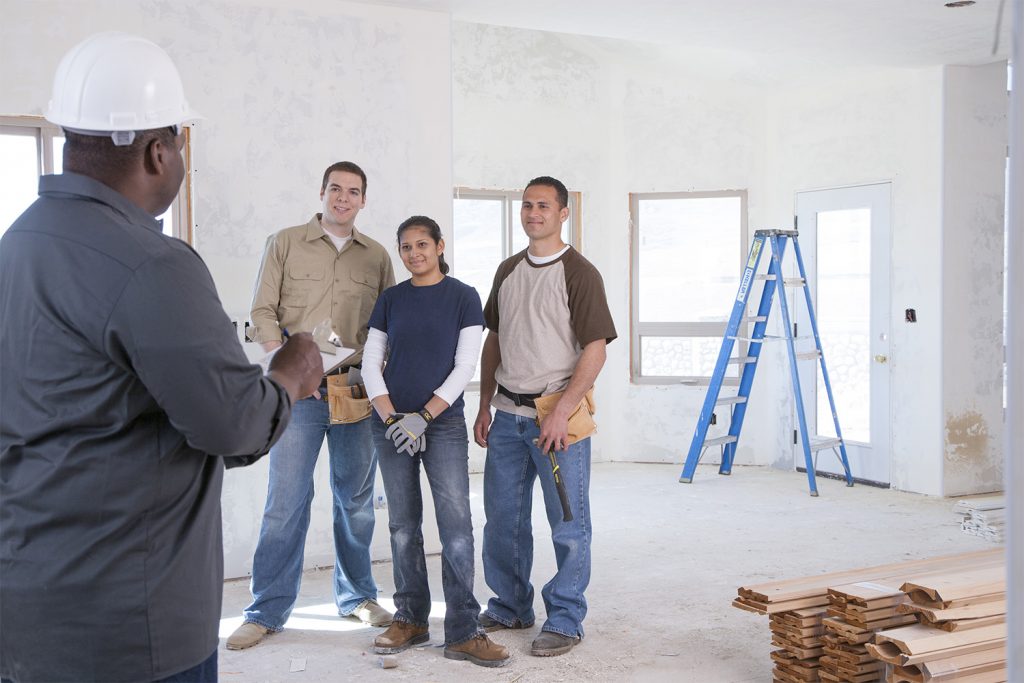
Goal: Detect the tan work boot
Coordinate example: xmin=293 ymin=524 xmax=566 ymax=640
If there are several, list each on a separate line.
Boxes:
xmin=350 ymin=599 xmax=393 ymax=627
xmin=373 ymin=621 xmax=430 ymax=654
xmin=226 ymin=622 xmax=270 ymax=650
xmin=444 ymin=634 xmax=511 ymax=668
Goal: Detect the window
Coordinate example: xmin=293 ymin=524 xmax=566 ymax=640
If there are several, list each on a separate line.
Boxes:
xmin=451 ymin=186 xmax=582 ymax=384
xmin=630 ymin=190 xmax=748 ymax=384
xmin=0 ymin=116 xmax=194 ymax=243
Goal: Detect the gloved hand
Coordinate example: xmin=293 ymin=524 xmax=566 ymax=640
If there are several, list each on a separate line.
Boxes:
xmin=385 ymin=411 xmax=432 ymax=455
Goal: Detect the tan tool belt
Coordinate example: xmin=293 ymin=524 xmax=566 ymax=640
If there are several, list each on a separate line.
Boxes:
xmin=533 ymin=388 xmax=596 ymax=446
xmin=327 ymin=372 xmax=371 ymax=424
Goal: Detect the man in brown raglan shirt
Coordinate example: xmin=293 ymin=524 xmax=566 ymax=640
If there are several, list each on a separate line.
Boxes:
xmin=473 ymin=176 xmax=617 ymax=657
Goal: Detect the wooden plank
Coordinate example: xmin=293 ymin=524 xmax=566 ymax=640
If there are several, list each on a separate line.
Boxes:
xmin=897 ymin=599 xmax=1006 ymax=623
xmin=901 ymin=567 xmax=1005 ymax=606
xmin=891 ymin=646 xmax=1006 ymax=681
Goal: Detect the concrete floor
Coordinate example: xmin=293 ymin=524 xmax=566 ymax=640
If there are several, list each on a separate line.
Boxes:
xmin=218 ymin=462 xmax=994 ymax=682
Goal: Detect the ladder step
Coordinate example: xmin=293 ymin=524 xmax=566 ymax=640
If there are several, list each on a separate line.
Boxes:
xmin=796 ymin=350 xmax=822 ymax=360
xmin=727 ymin=336 xmax=763 ymax=343
xmin=728 ymin=356 xmax=757 ymax=365
xmin=783 ymin=277 xmax=807 ymax=286
xmin=741 ymin=316 xmax=768 ymax=323
xmin=755 ymin=274 xmax=776 ymax=281
xmin=716 ymin=396 xmax=748 ymax=406
xmin=809 ymin=437 xmax=842 ymax=451
xmin=704 ymin=435 xmax=738 ymax=447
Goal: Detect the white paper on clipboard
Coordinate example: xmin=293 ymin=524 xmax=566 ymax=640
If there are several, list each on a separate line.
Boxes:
xmin=241 ymin=341 xmax=356 ymax=375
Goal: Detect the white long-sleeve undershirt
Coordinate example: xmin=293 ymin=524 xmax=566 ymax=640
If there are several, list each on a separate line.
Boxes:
xmin=361 ymin=325 xmax=484 ymax=408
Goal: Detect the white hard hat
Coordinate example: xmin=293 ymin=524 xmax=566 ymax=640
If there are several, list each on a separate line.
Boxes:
xmin=45 ymin=32 xmax=201 ymax=146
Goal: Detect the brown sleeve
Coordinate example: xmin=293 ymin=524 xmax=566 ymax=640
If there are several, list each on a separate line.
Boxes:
xmin=563 ymin=249 xmax=617 ymax=346
xmin=482 ymin=250 xmax=529 ymax=332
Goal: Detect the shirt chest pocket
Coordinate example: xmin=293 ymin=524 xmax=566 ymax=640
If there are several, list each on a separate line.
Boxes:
xmin=282 ymin=265 xmax=325 ymax=305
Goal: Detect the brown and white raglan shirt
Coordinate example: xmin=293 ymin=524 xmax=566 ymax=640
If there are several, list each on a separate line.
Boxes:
xmin=483 ymin=246 xmax=617 ymax=419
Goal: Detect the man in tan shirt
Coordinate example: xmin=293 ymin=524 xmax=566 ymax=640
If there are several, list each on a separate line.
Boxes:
xmin=228 ymin=161 xmax=396 ymax=650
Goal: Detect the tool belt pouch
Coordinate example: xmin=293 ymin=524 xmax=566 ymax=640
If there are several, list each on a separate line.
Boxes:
xmin=327 ymin=373 xmax=371 ymax=424
xmin=533 ymin=388 xmax=597 ymax=446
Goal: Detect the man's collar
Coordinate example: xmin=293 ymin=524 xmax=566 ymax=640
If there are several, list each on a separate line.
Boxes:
xmin=39 ymin=172 xmax=162 ymax=233
xmin=306 ymin=213 xmax=368 ymax=246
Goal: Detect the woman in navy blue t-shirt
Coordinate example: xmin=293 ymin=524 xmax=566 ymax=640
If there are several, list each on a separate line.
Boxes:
xmin=361 ymin=216 xmax=509 ymax=668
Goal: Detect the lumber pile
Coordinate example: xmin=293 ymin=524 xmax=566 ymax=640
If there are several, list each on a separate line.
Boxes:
xmin=733 ymin=549 xmax=1005 ymax=683
xmin=953 ymin=497 xmax=1005 ymax=543
xmin=868 ymin=565 xmax=1007 ymax=682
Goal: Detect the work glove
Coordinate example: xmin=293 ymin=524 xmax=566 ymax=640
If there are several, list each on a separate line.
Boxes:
xmin=385 ymin=411 xmax=432 ymax=456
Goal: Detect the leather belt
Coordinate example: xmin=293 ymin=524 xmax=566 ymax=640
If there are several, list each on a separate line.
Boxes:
xmin=497 ymin=384 xmax=542 ymax=408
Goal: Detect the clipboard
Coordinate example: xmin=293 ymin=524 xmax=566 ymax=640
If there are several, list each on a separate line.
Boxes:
xmin=241 ymin=341 xmax=356 ymax=376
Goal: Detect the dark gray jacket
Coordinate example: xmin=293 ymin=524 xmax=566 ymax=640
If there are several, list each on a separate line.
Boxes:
xmin=0 ymin=173 xmax=291 ymax=682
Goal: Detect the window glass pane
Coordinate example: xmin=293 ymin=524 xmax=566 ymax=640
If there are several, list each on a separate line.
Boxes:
xmin=453 ymin=198 xmax=503 ymax=306
xmin=159 ymin=208 xmax=174 ymax=237
xmin=640 ymin=336 xmax=738 ymax=378
xmin=0 ymin=134 xmax=40 ymax=239
xmin=637 ymin=197 xmax=740 ymax=323
xmin=815 ymin=208 xmax=870 ymax=442
xmin=52 ymin=135 xmax=64 ymax=174
xmin=511 ymin=199 xmax=572 ymax=254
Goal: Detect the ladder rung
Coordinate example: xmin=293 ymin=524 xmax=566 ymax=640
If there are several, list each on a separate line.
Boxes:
xmin=704 ymin=435 xmax=738 ymax=447
xmin=809 ymin=437 xmax=842 ymax=451
xmin=762 ymin=335 xmax=812 ymax=340
xmin=755 ymin=274 xmax=776 ymax=281
xmin=741 ymin=316 xmax=768 ymax=323
xmin=796 ymin=350 xmax=822 ymax=360
xmin=728 ymin=356 xmax=757 ymax=365
xmin=716 ymin=396 xmax=748 ymax=406
xmin=783 ymin=277 xmax=806 ymax=286
xmin=728 ymin=336 xmax=763 ymax=343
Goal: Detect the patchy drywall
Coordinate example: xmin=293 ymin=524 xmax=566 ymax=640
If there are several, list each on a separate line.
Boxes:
xmin=945 ymin=410 xmax=1003 ymax=495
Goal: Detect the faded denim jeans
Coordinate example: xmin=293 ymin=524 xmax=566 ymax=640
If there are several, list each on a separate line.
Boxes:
xmin=371 ymin=411 xmax=482 ymax=645
xmin=482 ymin=409 xmax=592 ymax=639
xmin=244 ymin=396 xmax=379 ymax=630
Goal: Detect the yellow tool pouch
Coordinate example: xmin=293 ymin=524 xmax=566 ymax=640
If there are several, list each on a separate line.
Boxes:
xmin=327 ymin=373 xmax=371 ymax=424
xmin=533 ymin=388 xmax=597 ymax=446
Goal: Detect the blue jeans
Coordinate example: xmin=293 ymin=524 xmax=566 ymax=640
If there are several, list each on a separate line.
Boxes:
xmin=244 ymin=396 xmax=378 ymax=629
xmin=371 ymin=412 xmax=482 ymax=645
xmin=482 ymin=410 xmax=592 ymax=639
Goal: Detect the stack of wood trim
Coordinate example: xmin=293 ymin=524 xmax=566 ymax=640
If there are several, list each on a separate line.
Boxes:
xmin=769 ymin=607 xmax=827 ymax=682
xmin=953 ymin=497 xmax=1005 ymax=543
xmin=733 ymin=549 xmax=1004 ymax=683
xmin=819 ymin=581 xmax=916 ymax=681
xmin=866 ymin=565 xmax=1007 ymax=682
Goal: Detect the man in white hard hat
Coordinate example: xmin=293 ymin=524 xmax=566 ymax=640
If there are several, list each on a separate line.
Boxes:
xmin=0 ymin=32 xmax=323 ymax=683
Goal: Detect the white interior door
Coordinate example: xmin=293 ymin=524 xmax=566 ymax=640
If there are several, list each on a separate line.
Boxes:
xmin=794 ymin=183 xmax=891 ymax=485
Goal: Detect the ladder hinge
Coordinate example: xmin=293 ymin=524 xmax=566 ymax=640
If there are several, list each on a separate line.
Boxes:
xmin=793 ymin=322 xmax=798 ymax=336
xmin=793 ymin=429 xmax=798 ymax=444
xmin=710 ymin=412 xmax=717 ymax=425
xmin=793 ymin=215 xmax=798 ymax=229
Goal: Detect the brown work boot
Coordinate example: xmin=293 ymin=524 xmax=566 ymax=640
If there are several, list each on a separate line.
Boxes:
xmin=373 ymin=621 xmax=429 ymax=654
xmin=226 ymin=622 xmax=271 ymax=650
xmin=444 ymin=634 xmax=511 ymax=668
xmin=530 ymin=631 xmax=580 ymax=657
xmin=478 ymin=612 xmax=533 ymax=632
xmin=350 ymin=598 xmax=393 ymax=627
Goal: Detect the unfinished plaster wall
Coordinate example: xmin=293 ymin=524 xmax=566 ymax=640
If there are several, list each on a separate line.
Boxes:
xmin=1 ymin=0 xmax=453 ymax=577
xmin=940 ymin=62 xmax=1008 ymax=496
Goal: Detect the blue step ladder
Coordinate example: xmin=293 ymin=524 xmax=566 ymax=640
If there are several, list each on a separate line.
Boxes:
xmin=678 ymin=229 xmax=853 ymax=496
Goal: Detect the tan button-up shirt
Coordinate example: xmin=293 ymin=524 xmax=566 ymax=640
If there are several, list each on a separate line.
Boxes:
xmin=250 ymin=214 xmax=396 ymax=366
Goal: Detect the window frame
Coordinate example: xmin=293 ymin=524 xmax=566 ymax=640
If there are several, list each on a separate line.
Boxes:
xmin=0 ymin=115 xmax=195 ymax=244
xmin=629 ymin=189 xmax=749 ymax=386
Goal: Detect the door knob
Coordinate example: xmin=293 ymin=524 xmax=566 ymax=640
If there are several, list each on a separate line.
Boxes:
xmin=874 ymin=354 xmax=888 ymax=364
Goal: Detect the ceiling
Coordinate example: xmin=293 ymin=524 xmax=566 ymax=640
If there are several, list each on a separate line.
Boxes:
xmin=359 ymin=0 xmax=1011 ymax=69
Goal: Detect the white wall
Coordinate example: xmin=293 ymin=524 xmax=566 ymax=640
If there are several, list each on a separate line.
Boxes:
xmin=2 ymin=0 xmax=453 ymax=578
xmin=940 ymin=63 xmax=1008 ymax=496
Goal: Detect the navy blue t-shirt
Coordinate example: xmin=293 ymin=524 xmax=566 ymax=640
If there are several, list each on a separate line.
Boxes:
xmin=368 ymin=276 xmax=484 ymax=416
